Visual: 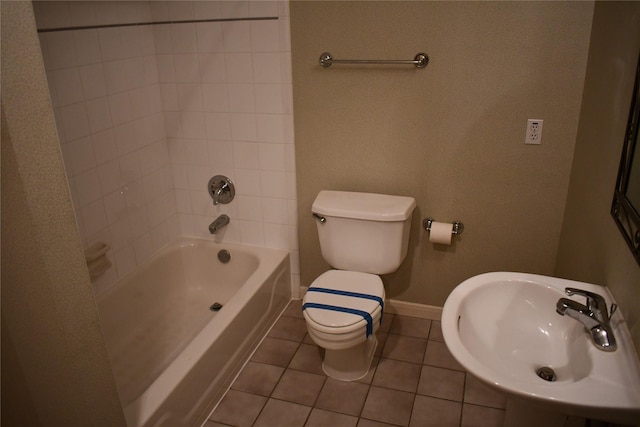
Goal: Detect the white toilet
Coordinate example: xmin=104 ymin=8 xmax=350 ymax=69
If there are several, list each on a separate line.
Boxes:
xmin=302 ymin=190 xmax=416 ymax=381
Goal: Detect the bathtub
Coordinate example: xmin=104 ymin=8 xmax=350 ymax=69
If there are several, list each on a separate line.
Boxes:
xmin=96 ymin=237 xmax=291 ymax=427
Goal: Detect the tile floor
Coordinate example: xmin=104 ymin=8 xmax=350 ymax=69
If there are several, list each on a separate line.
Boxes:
xmin=206 ymin=300 xmax=509 ymax=427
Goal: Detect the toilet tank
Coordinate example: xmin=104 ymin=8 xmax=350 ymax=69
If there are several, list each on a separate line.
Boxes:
xmin=312 ymin=191 xmax=416 ymax=275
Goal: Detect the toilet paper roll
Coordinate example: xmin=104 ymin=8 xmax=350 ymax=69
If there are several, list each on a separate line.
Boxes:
xmin=429 ymin=221 xmax=454 ymax=245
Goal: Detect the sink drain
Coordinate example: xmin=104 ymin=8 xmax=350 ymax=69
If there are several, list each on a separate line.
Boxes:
xmin=536 ymin=366 xmax=556 ymax=382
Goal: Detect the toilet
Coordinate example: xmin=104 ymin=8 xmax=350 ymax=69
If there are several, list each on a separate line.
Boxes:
xmin=302 ymin=190 xmax=416 ymax=381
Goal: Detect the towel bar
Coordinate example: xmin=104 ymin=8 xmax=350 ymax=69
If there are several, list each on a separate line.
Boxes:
xmin=319 ymin=52 xmax=429 ymax=69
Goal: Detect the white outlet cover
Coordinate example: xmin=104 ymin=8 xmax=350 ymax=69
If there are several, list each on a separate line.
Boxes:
xmin=525 ymin=119 xmax=543 ymax=145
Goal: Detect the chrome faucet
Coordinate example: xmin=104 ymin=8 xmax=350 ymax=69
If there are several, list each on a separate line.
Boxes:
xmin=209 ymin=214 xmax=230 ymax=234
xmin=556 ymin=287 xmax=617 ymax=352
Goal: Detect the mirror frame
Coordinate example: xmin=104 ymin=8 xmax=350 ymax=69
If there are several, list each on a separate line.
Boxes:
xmin=611 ymin=53 xmax=640 ymax=266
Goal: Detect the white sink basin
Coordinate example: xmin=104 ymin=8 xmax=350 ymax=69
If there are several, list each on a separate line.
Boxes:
xmin=441 ymin=272 xmax=640 ymax=425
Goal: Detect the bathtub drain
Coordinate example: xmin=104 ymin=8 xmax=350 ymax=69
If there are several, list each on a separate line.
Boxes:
xmin=210 ymin=302 xmax=223 ymax=311
xmin=218 ymin=249 xmax=231 ymax=263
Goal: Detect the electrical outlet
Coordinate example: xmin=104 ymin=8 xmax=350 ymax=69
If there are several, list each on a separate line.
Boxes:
xmin=525 ymin=119 xmax=543 ymax=145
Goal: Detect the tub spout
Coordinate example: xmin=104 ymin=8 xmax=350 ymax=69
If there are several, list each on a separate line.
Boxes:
xmin=209 ymin=214 xmax=230 ymax=234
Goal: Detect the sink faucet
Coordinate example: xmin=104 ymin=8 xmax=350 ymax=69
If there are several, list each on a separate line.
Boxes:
xmin=556 ymin=287 xmax=617 ymax=352
xmin=209 ymin=214 xmax=230 ymax=234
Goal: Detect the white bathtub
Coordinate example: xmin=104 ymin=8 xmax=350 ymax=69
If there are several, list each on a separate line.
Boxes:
xmin=96 ymin=237 xmax=291 ymax=427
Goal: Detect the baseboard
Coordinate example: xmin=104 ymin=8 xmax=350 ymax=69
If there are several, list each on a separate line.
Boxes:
xmin=298 ymin=286 xmax=442 ymax=321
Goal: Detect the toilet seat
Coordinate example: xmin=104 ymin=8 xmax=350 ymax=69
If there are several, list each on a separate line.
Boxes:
xmin=303 ymin=270 xmax=385 ymax=335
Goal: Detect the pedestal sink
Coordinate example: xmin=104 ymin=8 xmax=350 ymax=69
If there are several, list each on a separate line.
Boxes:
xmin=441 ymin=272 xmax=640 ymax=426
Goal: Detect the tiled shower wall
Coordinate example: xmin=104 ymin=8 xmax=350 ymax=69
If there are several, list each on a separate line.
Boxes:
xmin=34 ymin=1 xmax=298 ymax=295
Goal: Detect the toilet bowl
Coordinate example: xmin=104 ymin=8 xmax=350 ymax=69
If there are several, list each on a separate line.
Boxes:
xmin=303 ymin=191 xmax=415 ymax=381
xmin=303 ymin=270 xmax=385 ymax=380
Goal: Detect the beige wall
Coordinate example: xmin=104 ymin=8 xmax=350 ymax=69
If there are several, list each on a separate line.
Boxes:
xmin=556 ymin=1 xmax=640 ymax=352
xmin=1 ymin=2 xmax=126 ymax=425
xmin=292 ymin=1 xmax=594 ymax=305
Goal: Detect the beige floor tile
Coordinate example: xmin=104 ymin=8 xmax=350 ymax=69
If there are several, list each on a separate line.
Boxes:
xmin=209 ymin=389 xmax=267 ymax=427
xmin=271 ymin=368 xmax=326 ymax=406
xmin=372 ymin=358 xmax=421 ymax=392
xmin=381 ymin=334 xmax=428 ymax=364
xmin=282 ymin=299 xmax=304 ymax=318
xmin=356 ymin=419 xmax=398 ymax=427
xmin=423 ymin=340 xmax=464 ymax=371
xmin=409 ymin=394 xmax=462 ymax=427
xmin=460 ymin=403 xmax=506 ymax=427
xmin=315 ymin=377 xmax=370 ymax=416
xmin=463 ymin=375 xmax=507 ymax=409
xmin=390 ymin=315 xmax=432 ymax=339
xmin=417 ymin=365 xmax=465 ymax=402
xmin=253 ymin=398 xmax=311 ymax=427
xmin=267 ymin=315 xmax=308 ymax=342
xmin=288 ymin=343 xmax=325 ymax=375
xmin=231 ymin=361 xmax=284 ymax=396
xmin=361 ymin=386 xmax=415 ymax=426
xmin=428 ymin=320 xmax=444 ymax=342
xmin=306 ymin=408 xmax=359 ymax=427
xmin=251 ymin=336 xmax=300 ymax=367
xmin=379 ymin=313 xmax=395 ymax=334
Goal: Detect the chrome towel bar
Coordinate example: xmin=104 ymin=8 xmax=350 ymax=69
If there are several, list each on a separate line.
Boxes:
xmin=319 ymin=52 xmax=429 ymax=69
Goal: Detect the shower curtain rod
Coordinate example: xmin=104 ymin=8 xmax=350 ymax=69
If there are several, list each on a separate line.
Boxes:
xmin=37 ymin=16 xmax=277 ymax=33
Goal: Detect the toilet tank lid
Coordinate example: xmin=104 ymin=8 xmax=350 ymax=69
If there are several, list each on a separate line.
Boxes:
xmin=312 ymin=191 xmax=416 ymax=221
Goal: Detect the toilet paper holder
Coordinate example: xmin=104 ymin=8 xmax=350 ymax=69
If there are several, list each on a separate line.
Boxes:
xmin=423 ymin=218 xmax=464 ymax=236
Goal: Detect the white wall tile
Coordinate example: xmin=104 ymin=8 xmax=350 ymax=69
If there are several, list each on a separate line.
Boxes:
xmin=44 ymin=31 xmax=78 ymax=69
xmin=58 ymin=103 xmax=91 ymax=140
xmin=250 ymin=20 xmax=280 ymax=52
xmin=227 ymin=84 xmax=256 ymax=112
xmin=205 ymin=113 xmax=232 ymax=139
xmin=249 ymin=1 xmax=279 ymax=18
xmin=196 ymin=22 xmax=224 ymax=53
xmin=64 ymin=136 xmax=96 ymax=175
xmin=220 ymin=1 xmax=250 ymax=19
xmin=259 ymin=143 xmax=285 ymax=171
xmin=103 ymin=60 xmax=129 ymax=94
xmin=237 ymin=195 xmax=263 ymax=221
xmin=208 ymin=140 xmax=234 ymax=167
xmin=74 ymin=169 xmax=102 ymax=208
xmin=174 ymin=54 xmax=201 ymax=82
xmin=92 ymin=129 xmax=119 ymax=165
xmin=194 ymin=2 xmax=222 ymax=20
xmin=260 ymin=170 xmax=286 ymax=198
xmin=199 ymin=54 xmax=227 ymax=83
xmin=223 ymin=21 xmax=252 ymax=52
xmin=230 ymin=113 xmax=257 ymax=141
xmin=103 ymin=189 xmax=128 ymax=224
xmin=262 ymin=197 xmax=288 ymax=224
xmin=79 ymin=64 xmax=108 ymax=100
xmin=97 ymin=159 xmax=122 ymax=195
xmin=252 ymin=52 xmax=281 ymax=83
xmin=202 ymin=84 xmax=229 ymax=112
xmin=171 ymin=23 xmax=198 ymax=53
xmin=176 ymin=83 xmax=204 ymax=111
xmin=233 ymin=141 xmax=260 ymax=169
xmin=98 ymin=27 xmax=124 ymax=61
xmin=51 ymin=68 xmax=85 ymax=106
xmin=225 ymin=53 xmax=254 ymax=83
xmin=256 ymin=113 xmax=284 ymax=143
xmin=254 ymin=84 xmax=283 ymax=114
xmin=86 ymin=97 xmax=113 ymax=133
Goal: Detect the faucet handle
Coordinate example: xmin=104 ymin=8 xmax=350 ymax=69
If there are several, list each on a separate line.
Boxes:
xmin=564 ymin=287 xmax=608 ymax=320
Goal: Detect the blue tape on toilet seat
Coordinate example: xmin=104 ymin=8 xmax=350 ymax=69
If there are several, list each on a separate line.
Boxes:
xmin=302 ymin=302 xmax=374 ymax=337
xmin=306 ymin=287 xmax=384 ymax=325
